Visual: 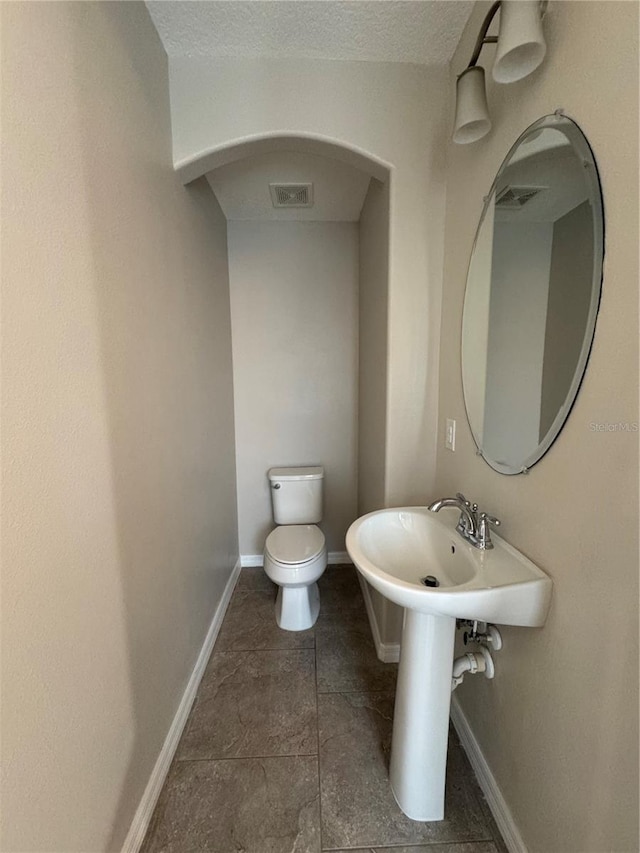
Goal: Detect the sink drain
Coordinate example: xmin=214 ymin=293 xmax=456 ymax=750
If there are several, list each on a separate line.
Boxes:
xmin=421 ymin=575 xmax=440 ymax=588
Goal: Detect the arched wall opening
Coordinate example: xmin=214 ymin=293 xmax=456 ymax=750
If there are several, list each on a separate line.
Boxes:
xmin=189 ymin=134 xmax=392 ymax=582
xmin=175 ymin=132 xmax=392 ymax=186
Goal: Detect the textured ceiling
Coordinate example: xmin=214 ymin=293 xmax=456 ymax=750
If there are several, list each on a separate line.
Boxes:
xmin=146 ymin=1 xmax=474 ymax=64
xmin=206 ymin=150 xmax=372 ymax=221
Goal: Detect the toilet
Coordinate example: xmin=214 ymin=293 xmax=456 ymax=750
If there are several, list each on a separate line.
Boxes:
xmin=263 ymin=466 xmax=327 ymax=631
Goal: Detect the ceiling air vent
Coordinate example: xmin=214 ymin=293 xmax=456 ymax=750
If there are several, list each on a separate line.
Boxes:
xmin=495 ymin=185 xmax=545 ymax=209
xmin=269 ymin=183 xmax=314 ymax=208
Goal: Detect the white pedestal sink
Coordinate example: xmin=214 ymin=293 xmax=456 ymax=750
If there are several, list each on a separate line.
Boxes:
xmin=346 ymin=506 xmax=552 ymax=822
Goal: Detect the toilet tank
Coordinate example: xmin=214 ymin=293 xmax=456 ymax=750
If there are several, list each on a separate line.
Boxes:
xmin=268 ymin=466 xmax=324 ymax=525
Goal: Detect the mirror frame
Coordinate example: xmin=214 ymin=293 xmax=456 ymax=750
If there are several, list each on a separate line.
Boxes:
xmin=461 ymin=113 xmax=605 ymax=475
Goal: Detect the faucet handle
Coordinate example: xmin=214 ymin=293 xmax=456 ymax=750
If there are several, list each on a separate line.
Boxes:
xmin=456 ymin=492 xmax=470 ymax=506
xmin=477 ymin=513 xmax=500 ymax=549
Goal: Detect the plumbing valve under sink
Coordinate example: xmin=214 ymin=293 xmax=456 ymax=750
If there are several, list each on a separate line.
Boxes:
xmin=459 ymin=619 xmax=503 ymax=650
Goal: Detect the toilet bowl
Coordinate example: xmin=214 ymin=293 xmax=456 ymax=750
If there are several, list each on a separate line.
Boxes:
xmin=263 ymin=466 xmax=327 ymax=631
xmin=264 ymin=524 xmax=327 ymax=630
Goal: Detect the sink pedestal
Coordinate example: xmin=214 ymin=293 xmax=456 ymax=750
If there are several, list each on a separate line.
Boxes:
xmin=390 ymin=611 xmax=456 ymax=821
xmin=347 ymin=506 xmax=553 ymax=819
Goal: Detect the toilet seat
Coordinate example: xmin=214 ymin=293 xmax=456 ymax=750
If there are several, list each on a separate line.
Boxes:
xmin=265 ymin=524 xmax=324 ymax=565
xmin=263 ymin=523 xmax=327 ymax=631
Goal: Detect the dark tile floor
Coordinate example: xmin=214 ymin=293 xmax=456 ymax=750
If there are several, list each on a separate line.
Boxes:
xmin=141 ymin=565 xmax=508 ymax=853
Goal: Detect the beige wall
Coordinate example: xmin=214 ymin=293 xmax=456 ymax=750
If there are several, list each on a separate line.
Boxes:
xmin=227 ymin=220 xmax=359 ymax=555
xmin=437 ymin=2 xmax=639 ymax=851
xmin=1 ymin=4 xmax=238 ymax=851
xmin=358 ymin=178 xmax=389 ymax=517
xmin=357 ymin=177 xmax=403 ymax=643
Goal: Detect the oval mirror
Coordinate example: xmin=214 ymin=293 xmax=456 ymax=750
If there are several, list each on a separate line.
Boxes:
xmin=461 ymin=114 xmax=604 ymax=475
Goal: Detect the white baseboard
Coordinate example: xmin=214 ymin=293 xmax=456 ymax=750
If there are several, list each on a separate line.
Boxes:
xmin=357 ymin=574 xmax=401 ymax=663
xmin=121 ymin=558 xmax=242 ymax=853
xmin=328 ymin=551 xmax=351 ymax=565
xmin=450 ymin=695 xmax=527 ymax=853
xmin=241 ymin=551 xmax=353 ymax=568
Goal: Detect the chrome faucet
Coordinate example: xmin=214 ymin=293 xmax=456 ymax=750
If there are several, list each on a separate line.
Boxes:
xmin=454 ymin=492 xmax=478 ymax=539
xmin=428 ymin=493 xmax=478 ymax=538
xmin=428 ymin=492 xmax=500 ymax=550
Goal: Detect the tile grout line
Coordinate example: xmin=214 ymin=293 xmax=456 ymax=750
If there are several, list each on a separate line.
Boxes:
xmin=214 ymin=643 xmax=315 ymax=652
xmin=205 ymin=645 xmax=317 ymax=656
xmin=317 ymin=687 xmax=397 ymax=696
xmin=174 ymin=752 xmax=319 ymax=763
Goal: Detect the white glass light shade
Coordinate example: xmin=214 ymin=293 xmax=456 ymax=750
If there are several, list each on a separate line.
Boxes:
xmin=453 ymin=66 xmax=491 ymax=145
xmin=493 ymin=0 xmax=546 ymax=84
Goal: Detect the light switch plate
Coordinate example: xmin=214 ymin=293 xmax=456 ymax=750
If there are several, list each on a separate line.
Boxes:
xmin=445 ymin=418 xmax=456 ymax=451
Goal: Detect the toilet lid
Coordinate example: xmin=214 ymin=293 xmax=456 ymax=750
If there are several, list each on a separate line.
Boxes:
xmin=265 ymin=525 xmax=325 ymax=565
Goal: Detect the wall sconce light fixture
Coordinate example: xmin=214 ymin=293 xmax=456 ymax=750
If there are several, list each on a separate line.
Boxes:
xmin=453 ymin=0 xmax=547 ymax=144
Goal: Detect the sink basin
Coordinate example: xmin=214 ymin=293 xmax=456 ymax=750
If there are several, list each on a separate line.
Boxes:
xmin=345 ymin=505 xmax=553 ymax=823
xmin=346 ymin=506 xmax=552 ymax=627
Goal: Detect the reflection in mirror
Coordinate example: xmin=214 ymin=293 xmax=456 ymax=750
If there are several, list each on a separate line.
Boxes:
xmin=462 ymin=115 xmax=604 ymax=474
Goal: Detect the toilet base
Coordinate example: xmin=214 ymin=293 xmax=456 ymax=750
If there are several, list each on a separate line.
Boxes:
xmin=275 ymin=582 xmax=320 ymax=631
